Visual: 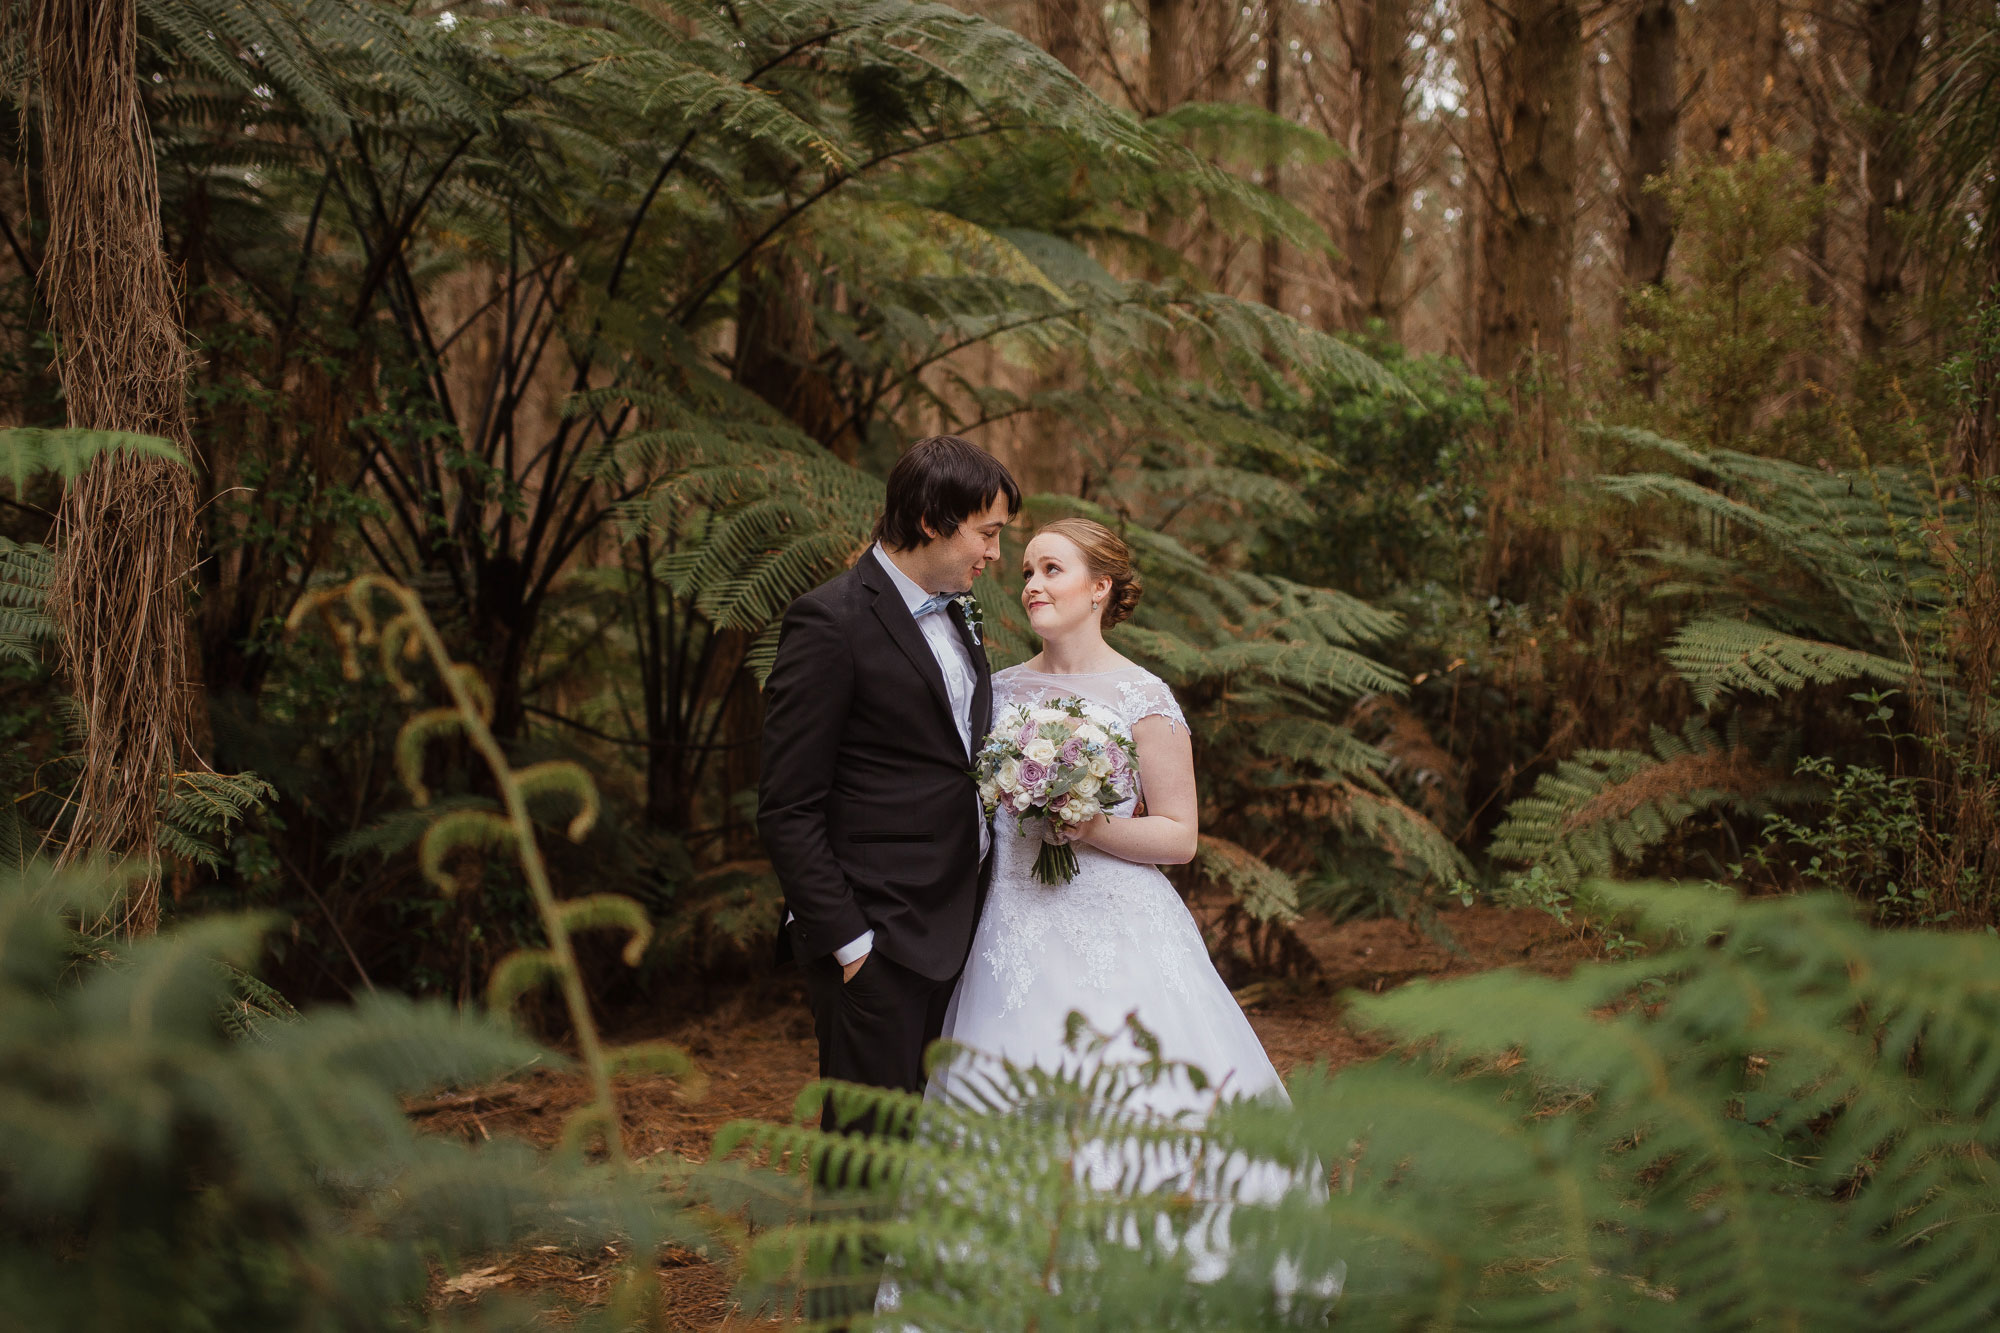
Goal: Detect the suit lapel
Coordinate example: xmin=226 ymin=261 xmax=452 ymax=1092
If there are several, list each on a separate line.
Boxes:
xmin=861 ymin=549 xmax=958 ymax=735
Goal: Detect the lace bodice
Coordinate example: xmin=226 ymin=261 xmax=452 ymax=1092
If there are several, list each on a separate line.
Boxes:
xmin=992 ymin=663 xmax=1187 ymax=734
xmin=962 ymin=662 xmax=1199 ymax=1015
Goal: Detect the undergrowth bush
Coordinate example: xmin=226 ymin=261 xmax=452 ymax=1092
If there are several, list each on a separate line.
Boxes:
xmin=0 ymin=580 xmax=708 ymax=1331
xmin=0 ymin=860 xmax=690 ymax=1331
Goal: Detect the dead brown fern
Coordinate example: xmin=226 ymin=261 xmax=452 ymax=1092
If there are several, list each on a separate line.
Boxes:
xmin=1561 ymin=746 xmax=1776 ymax=836
xmin=27 ymin=0 xmax=202 ymax=933
xmin=1349 ymin=692 xmax=1467 ymax=825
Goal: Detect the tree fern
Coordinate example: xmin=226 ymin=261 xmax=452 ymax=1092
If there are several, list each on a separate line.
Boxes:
xmin=1485 ymin=427 xmax=1965 ymax=914
xmin=0 ymin=537 xmax=51 ymax=665
xmin=106 ymin=0 xmax=1450 ymax=933
xmin=159 ymin=769 xmax=278 ymax=871
xmin=1490 ymin=717 xmax=1808 ymax=891
xmin=1597 ymin=425 xmax=1947 ymax=652
xmin=1665 ymin=615 xmax=1912 ymax=708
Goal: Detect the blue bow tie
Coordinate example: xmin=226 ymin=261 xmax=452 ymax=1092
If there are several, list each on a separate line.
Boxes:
xmin=912 ymin=592 xmax=956 ymax=618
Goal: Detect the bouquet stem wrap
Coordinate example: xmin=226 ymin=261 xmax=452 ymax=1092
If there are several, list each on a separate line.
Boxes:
xmin=1032 ymin=840 xmax=1080 ymax=886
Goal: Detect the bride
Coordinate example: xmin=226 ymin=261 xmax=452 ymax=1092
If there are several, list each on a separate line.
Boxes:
xmin=877 ymin=518 xmax=1340 ymax=1319
xmin=932 ymin=517 xmax=1289 ymax=1169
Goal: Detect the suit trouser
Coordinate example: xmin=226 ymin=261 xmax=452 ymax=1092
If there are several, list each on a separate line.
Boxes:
xmin=797 ymin=945 xmax=957 ymax=1323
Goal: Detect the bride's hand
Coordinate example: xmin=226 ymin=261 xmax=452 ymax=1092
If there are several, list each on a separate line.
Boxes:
xmin=1048 ymin=812 xmax=1108 ymax=846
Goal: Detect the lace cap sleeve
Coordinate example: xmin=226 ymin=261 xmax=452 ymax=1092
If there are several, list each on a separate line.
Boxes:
xmin=1115 ymin=672 xmax=1188 ymax=734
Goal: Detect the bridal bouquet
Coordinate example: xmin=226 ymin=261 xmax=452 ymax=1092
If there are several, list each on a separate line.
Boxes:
xmin=975 ymin=697 xmax=1140 ymax=885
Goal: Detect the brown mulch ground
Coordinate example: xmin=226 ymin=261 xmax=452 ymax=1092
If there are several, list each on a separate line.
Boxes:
xmin=414 ymin=902 xmax=1594 ymax=1328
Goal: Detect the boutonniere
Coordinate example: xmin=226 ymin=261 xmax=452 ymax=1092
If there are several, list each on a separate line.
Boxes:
xmin=953 ymin=592 xmax=984 ymax=646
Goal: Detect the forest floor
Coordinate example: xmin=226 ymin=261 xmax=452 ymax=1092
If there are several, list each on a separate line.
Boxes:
xmin=414 ymin=901 xmax=1595 ymax=1328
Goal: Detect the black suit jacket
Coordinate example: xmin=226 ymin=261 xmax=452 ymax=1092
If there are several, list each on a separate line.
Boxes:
xmin=758 ymin=548 xmax=992 ymax=982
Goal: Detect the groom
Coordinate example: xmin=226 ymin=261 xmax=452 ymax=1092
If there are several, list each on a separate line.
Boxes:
xmin=759 ymin=434 xmax=1019 ymax=1127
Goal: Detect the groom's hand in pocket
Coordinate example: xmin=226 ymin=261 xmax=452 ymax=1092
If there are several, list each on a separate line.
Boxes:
xmin=841 ymin=952 xmax=870 ymax=983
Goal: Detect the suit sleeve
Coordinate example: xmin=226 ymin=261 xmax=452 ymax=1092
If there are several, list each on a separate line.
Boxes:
xmin=757 ymin=595 xmax=871 ymax=960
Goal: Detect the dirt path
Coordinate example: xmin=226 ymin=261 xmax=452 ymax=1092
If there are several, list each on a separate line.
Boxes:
xmin=416 ymin=904 xmax=1589 ymax=1327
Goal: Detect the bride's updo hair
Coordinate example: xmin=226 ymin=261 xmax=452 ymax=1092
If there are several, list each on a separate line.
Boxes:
xmin=1037 ymin=518 xmax=1143 ymax=628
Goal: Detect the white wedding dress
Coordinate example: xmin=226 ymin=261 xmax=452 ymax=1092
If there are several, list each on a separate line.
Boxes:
xmin=933 ymin=663 xmax=1290 ymax=1184
xmin=876 ymin=664 xmax=1343 ymax=1319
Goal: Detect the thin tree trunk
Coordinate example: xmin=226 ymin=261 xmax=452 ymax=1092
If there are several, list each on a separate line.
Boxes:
xmin=1260 ymin=0 xmax=1283 ymax=311
xmin=1145 ymin=0 xmax=1189 ymax=266
xmin=1474 ymin=0 xmax=1582 ymax=384
xmin=1803 ymin=126 xmax=1834 ymax=386
xmin=1352 ymin=0 xmax=1410 ymax=333
xmin=1036 ymin=0 xmax=1086 ymax=76
xmin=1619 ymin=0 xmax=1677 ymax=392
xmin=30 ymin=0 xmax=201 ymax=932
xmin=1147 ymin=0 xmax=1187 ymax=115
xmin=1860 ymin=0 xmax=1921 ymax=357
xmin=1959 ymin=246 xmax=2000 ymax=479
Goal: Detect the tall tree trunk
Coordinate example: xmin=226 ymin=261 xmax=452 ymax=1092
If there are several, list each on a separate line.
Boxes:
xmin=1260 ymin=0 xmax=1283 ymax=311
xmin=1147 ymin=0 xmax=1187 ymax=115
xmin=1618 ymin=0 xmax=1678 ymax=392
xmin=1351 ymin=0 xmax=1410 ymax=333
xmin=1144 ymin=0 xmax=1189 ymax=266
xmin=735 ymin=249 xmax=842 ymax=454
xmin=1035 ymin=0 xmax=1086 ymax=76
xmin=1860 ymin=0 xmax=1922 ymax=357
xmin=30 ymin=0 xmax=201 ymax=933
xmin=1474 ymin=0 xmax=1582 ymax=384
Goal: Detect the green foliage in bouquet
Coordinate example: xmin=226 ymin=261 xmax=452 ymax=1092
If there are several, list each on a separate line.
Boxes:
xmin=712 ymin=884 xmax=2000 ymax=1330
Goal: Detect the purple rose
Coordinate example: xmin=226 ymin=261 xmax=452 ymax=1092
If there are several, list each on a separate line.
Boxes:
xmin=1019 ymin=759 xmax=1049 ymax=790
xmin=1058 ymin=738 xmax=1085 ymax=767
xmin=1017 ymin=723 xmax=1037 ymax=747
xmin=1107 ymin=745 xmax=1127 ymax=772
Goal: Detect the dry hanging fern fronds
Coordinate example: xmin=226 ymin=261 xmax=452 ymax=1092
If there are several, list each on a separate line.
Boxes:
xmin=26 ymin=0 xmax=203 ymax=933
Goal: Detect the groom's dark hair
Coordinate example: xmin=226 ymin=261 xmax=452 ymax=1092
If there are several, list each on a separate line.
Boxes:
xmin=872 ymin=434 xmax=1021 ymax=549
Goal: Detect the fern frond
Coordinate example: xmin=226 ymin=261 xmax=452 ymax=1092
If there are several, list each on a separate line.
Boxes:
xmin=718 ymin=888 xmax=2000 ymax=1329
xmin=1666 ymin=616 xmax=1913 ymax=707
xmin=0 ymin=427 xmax=186 ymax=487
xmin=1490 ymin=718 xmax=1802 ymax=888
xmin=1193 ymin=835 xmax=1300 ymax=923
xmin=159 ymin=770 xmax=275 ymax=871
xmin=0 ymin=537 xmax=53 ymax=664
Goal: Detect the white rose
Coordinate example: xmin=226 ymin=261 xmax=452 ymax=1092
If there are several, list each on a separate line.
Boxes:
xmin=1073 ymin=775 xmax=1100 ymax=801
xmin=1075 ymin=723 xmax=1107 ymax=746
xmin=1023 ymin=737 xmax=1058 ymax=764
xmin=1088 ymin=754 xmax=1112 ymax=778
xmin=997 ymin=758 xmax=1022 ymax=791
xmin=1029 ymin=707 xmax=1067 ymax=725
